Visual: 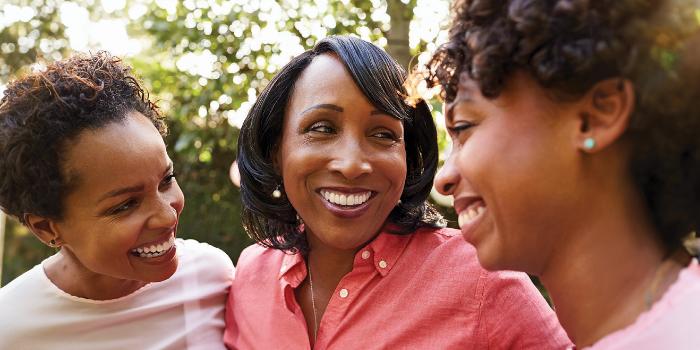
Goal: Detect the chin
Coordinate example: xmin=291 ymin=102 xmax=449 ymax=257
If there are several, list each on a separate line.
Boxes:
xmin=143 ymin=259 xmax=179 ymax=282
xmin=474 ymin=242 xmax=513 ymax=272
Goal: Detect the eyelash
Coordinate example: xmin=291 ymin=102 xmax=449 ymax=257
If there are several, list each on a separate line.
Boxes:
xmin=106 ymin=172 xmax=177 ymax=216
xmin=447 ymin=121 xmax=477 ymax=138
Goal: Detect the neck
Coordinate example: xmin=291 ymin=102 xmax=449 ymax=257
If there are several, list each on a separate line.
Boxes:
xmin=539 ymin=175 xmax=687 ymax=347
xmin=306 ymin=237 xmax=361 ymax=286
xmin=44 ymin=248 xmax=146 ymax=300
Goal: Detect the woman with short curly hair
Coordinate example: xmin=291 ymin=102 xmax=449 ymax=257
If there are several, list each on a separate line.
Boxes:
xmin=0 ymin=52 xmax=234 ymax=349
xmin=430 ymin=0 xmax=700 ymax=347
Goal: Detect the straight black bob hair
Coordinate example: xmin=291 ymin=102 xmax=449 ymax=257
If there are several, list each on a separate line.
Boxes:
xmin=237 ymin=35 xmax=443 ymax=253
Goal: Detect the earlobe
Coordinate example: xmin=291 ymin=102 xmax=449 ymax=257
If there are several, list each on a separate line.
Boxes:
xmin=24 ymin=214 xmax=63 ymax=248
xmin=576 ymin=78 xmax=635 ymax=153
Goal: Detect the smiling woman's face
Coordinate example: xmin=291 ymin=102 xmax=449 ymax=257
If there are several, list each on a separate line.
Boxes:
xmin=278 ymin=54 xmax=407 ymax=252
xmin=435 ymin=72 xmax=583 ymax=273
xmin=54 ymin=111 xmax=184 ymax=283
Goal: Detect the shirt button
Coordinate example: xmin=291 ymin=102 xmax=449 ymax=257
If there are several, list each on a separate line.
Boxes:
xmin=361 ymin=250 xmax=371 ymax=259
xmin=339 ymin=289 xmax=349 ymax=298
xmin=378 ymin=260 xmax=388 ymax=269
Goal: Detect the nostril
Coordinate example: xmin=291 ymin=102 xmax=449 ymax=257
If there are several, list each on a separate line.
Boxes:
xmin=442 ymin=183 xmax=454 ymax=193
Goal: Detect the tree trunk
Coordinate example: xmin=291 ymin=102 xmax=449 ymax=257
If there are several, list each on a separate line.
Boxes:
xmin=385 ymin=0 xmax=413 ymax=70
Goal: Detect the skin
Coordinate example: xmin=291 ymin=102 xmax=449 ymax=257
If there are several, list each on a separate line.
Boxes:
xmin=277 ymin=54 xmax=406 ymax=345
xmin=434 ymin=71 xmax=689 ymax=346
xmin=27 ymin=111 xmax=184 ymax=300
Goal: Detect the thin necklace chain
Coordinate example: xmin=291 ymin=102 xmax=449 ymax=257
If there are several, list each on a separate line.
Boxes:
xmin=308 ymin=261 xmax=319 ymax=344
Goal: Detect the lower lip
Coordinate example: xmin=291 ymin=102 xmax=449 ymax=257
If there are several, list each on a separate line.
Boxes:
xmin=459 ymin=209 xmax=486 ymax=242
xmin=319 ymin=194 xmax=373 ymax=219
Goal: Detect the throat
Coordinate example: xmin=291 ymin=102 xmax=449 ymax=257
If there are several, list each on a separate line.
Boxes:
xmin=44 ymin=250 xmax=147 ymax=300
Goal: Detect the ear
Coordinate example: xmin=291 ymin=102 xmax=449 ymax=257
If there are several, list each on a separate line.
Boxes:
xmin=24 ymin=214 xmax=63 ymax=248
xmin=575 ymin=78 xmax=635 ymax=153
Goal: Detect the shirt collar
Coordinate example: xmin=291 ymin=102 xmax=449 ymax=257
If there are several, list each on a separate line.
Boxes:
xmin=278 ymin=228 xmax=413 ymax=283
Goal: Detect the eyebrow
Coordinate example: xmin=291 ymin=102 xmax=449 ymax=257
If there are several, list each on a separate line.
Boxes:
xmin=299 ymin=103 xmax=386 ymax=117
xmin=299 ymin=104 xmax=343 ymax=116
xmin=97 ymin=162 xmax=173 ymax=203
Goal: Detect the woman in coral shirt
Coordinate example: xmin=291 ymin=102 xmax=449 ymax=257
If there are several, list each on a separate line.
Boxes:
xmin=225 ymin=35 xmax=570 ymax=349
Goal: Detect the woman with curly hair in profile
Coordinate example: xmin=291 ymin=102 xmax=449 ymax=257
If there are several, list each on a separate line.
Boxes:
xmin=428 ymin=0 xmax=700 ymax=348
xmin=0 ymin=52 xmax=234 ymax=349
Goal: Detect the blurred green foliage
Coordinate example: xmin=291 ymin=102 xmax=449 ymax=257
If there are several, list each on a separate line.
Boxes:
xmin=0 ymin=0 xmax=456 ymax=286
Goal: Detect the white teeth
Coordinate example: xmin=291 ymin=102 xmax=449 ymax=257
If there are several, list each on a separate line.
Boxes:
xmin=458 ymin=204 xmax=486 ymax=228
xmin=322 ymin=190 xmax=372 ymax=207
xmin=131 ymin=236 xmax=175 ymax=258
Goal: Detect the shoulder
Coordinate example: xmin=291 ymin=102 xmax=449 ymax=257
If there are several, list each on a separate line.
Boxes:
xmin=408 ymin=227 xmax=484 ymax=272
xmin=235 ymin=243 xmax=287 ymax=278
xmin=0 ymin=263 xmax=46 ymax=324
xmin=0 ymin=264 xmax=43 ymax=302
xmin=175 ymin=238 xmax=235 ymax=283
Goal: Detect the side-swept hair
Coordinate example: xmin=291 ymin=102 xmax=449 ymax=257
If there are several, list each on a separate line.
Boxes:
xmin=238 ymin=35 xmax=443 ymax=253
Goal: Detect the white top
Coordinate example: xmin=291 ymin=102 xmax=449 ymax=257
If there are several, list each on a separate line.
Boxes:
xmin=588 ymin=259 xmax=700 ymax=349
xmin=0 ymin=239 xmax=234 ymax=350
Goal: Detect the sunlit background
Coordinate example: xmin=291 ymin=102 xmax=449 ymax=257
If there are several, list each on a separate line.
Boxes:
xmin=0 ymin=0 xmax=455 ymax=285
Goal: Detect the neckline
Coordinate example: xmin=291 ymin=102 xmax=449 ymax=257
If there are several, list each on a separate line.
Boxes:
xmin=38 ymin=258 xmax=155 ymax=304
xmin=587 ymin=258 xmax=699 ymax=348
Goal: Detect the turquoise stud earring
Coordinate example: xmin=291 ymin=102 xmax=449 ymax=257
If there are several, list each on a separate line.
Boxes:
xmin=583 ymin=137 xmax=596 ymax=151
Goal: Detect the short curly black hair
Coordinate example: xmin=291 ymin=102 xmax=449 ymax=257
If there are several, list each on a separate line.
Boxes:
xmin=238 ymin=35 xmax=444 ymax=254
xmin=427 ymin=0 xmax=700 ymax=250
xmin=0 ymin=51 xmax=165 ymax=224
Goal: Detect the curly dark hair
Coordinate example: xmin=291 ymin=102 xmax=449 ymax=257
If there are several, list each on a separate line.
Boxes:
xmin=426 ymin=0 xmax=700 ymax=250
xmin=0 ymin=51 xmax=165 ymax=224
xmin=238 ymin=35 xmax=444 ymax=254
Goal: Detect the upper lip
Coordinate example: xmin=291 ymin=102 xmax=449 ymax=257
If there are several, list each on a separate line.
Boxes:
xmin=453 ymin=195 xmax=484 ymax=214
xmin=131 ymin=227 xmax=176 ymax=249
xmin=317 ymin=186 xmax=375 ymax=194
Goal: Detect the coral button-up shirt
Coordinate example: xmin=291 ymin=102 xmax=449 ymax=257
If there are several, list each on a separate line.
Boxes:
xmin=224 ymin=227 xmax=571 ymax=349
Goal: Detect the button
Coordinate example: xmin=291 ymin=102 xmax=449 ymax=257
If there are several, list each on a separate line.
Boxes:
xmin=339 ymin=289 xmax=349 ymax=298
xmin=378 ymin=260 xmax=388 ymax=269
xmin=361 ymin=250 xmax=371 ymax=260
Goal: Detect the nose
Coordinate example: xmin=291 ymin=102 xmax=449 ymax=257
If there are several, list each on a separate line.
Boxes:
xmin=147 ymin=187 xmax=183 ymax=230
xmin=328 ymin=136 xmax=372 ymax=180
xmin=435 ymin=150 xmax=460 ymax=196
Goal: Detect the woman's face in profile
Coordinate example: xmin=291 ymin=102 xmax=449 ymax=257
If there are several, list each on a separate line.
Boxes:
xmin=278 ymin=54 xmax=407 ymax=251
xmin=54 ymin=111 xmax=184 ymax=282
xmin=436 ymin=72 xmax=581 ymax=273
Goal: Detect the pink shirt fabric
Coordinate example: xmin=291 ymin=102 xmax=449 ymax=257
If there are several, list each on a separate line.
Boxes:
xmin=224 ymin=227 xmax=571 ymax=349
xmin=587 ymin=259 xmax=700 ymax=350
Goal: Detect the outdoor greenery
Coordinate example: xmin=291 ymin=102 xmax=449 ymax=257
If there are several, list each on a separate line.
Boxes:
xmin=0 ymin=0 xmax=456 ymax=285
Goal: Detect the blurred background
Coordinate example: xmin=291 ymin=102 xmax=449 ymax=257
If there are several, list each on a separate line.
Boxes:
xmin=0 ymin=0 xmax=462 ymax=286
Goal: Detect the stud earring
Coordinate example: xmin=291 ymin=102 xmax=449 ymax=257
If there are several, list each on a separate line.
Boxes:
xmin=49 ymin=239 xmax=56 ymax=246
xmin=272 ymin=185 xmax=282 ymax=198
xmin=583 ymin=137 xmax=596 ymax=151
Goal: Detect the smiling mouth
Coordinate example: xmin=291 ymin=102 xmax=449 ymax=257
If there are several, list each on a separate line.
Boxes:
xmin=131 ymin=235 xmax=175 ymax=258
xmin=458 ymin=201 xmax=486 ymax=228
xmin=320 ymin=189 xmax=373 ymax=207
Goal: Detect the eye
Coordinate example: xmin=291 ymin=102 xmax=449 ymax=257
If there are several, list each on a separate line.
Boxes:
xmin=108 ymin=199 xmax=140 ymax=215
xmin=161 ymin=172 xmax=177 ymax=187
xmin=371 ymin=129 xmax=400 ymax=141
xmin=307 ymin=121 xmax=335 ymax=134
xmin=447 ymin=121 xmax=477 ymax=143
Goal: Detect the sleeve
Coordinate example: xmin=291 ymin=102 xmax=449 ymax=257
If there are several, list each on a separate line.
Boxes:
xmin=478 ymin=271 xmax=573 ymax=349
